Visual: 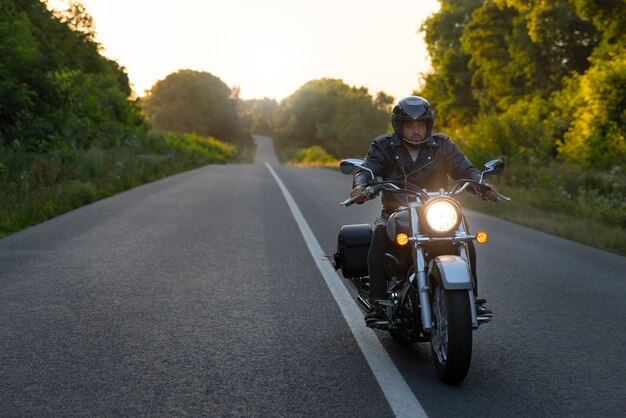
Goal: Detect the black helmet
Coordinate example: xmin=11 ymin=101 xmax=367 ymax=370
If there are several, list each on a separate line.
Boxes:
xmin=391 ymin=96 xmax=436 ymax=138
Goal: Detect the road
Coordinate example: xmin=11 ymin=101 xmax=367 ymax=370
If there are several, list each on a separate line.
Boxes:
xmin=1 ymin=135 xmax=624 ymax=417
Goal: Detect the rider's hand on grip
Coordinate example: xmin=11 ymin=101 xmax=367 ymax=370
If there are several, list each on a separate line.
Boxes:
xmin=480 ymin=182 xmax=499 ymax=202
xmin=350 ymin=186 xmax=367 ymax=204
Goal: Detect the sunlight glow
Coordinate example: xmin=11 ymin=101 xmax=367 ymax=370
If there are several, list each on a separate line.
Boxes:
xmin=46 ymin=0 xmax=441 ymax=101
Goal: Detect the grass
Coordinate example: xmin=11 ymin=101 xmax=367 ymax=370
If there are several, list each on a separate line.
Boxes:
xmin=459 ymin=188 xmax=626 ymax=256
xmin=462 ymin=161 xmax=626 ymax=255
xmin=0 ymin=131 xmax=236 ymax=238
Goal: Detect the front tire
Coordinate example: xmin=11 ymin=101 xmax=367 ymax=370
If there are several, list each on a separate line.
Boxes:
xmin=430 ymin=284 xmax=472 ymax=385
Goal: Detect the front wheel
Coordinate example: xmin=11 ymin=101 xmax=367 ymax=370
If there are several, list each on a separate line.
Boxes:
xmin=430 ymin=284 xmax=472 ymax=385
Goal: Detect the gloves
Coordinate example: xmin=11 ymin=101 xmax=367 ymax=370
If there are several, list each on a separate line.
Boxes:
xmin=480 ymin=182 xmax=499 ymax=202
xmin=350 ymin=186 xmax=367 ymax=204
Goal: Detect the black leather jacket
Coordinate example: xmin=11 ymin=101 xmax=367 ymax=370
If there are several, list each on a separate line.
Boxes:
xmin=355 ymin=132 xmax=482 ymax=212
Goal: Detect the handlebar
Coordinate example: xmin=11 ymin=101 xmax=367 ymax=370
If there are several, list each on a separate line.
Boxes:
xmin=340 ymin=185 xmax=383 ymax=207
xmin=340 ymin=179 xmax=510 ymax=206
xmin=449 ymin=179 xmax=511 ymax=201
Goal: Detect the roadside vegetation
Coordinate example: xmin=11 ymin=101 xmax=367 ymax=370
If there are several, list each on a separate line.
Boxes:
xmin=287 ymin=145 xmax=339 ymax=168
xmin=0 ymin=1 xmax=242 ymax=238
xmin=459 ymin=162 xmax=625 ymax=255
xmin=0 ymin=132 xmax=235 ymax=237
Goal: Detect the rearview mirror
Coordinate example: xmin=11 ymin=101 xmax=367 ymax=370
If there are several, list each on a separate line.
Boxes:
xmin=483 ymin=159 xmax=505 ymax=176
xmin=339 ymin=159 xmax=374 ymax=180
xmin=339 ymin=159 xmax=364 ymax=174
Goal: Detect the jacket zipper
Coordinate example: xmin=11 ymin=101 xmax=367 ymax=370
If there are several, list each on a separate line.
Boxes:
xmin=406 ymin=159 xmax=435 ymax=177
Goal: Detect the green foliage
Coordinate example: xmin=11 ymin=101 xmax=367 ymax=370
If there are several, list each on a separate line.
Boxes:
xmin=420 ymin=0 xmax=624 ymax=170
xmin=141 ymin=69 xmax=239 ymax=142
xmin=273 ymin=78 xmax=388 ymax=159
xmin=571 ymin=0 xmax=625 ymax=42
xmin=238 ymin=98 xmax=278 ymax=135
xmin=557 ymin=51 xmax=626 ymax=169
xmin=289 ymin=145 xmax=337 ymax=165
xmin=164 ymin=132 xmax=236 ymax=163
xmin=0 ymin=1 xmax=238 ymax=238
xmin=496 ymin=162 xmax=625 ymax=226
xmin=452 ymin=96 xmax=560 ymax=165
xmin=460 ymin=160 xmax=626 ymax=255
xmin=0 ymin=131 xmax=235 ymax=237
xmin=419 ymin=0 xmax=482 ymax=124
xmin=373 ymin=91 xmax=395 ymax=112
xmin=0 ymin=0 xmax=140 ymax=149
xmin=461 ymin=2 xmax=521 ymax=111
xmin=58 ymin=181 xmax=97 ymax=208
xmin=499 ymin=0 xmax=598 ymax=77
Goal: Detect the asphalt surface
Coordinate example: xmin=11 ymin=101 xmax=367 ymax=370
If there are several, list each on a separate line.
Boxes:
xmin=1 ymin=136 xmax=625 ymax=416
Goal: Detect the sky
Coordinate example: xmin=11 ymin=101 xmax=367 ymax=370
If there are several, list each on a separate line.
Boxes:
xmin=47 ymin=0 xmax=441 ymax=102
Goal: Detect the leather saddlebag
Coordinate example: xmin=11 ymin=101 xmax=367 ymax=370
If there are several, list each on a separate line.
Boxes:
xmin=333 ymin=224 xmax=372 ymax=278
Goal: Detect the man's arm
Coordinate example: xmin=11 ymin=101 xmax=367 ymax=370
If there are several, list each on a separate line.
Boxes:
xmin=354 ymin=139 xmax=387 ymax=186
xmin=351 ymin=139 xmax=388 ymax=204
xmin=442 ymin=138 xmax=481 ymax=182
xmin=443 ymin=137 xmax=499 ymax=201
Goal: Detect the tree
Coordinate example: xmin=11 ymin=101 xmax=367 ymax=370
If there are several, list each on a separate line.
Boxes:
xmin=273 ymin=78 xmax=388 ymax=158
xmin=141 ymin=69 xmax=239 ymax=142
xmin=557 ymin=51 xmax=626 ymax=169
xmin=238 ymin=98 xmax=278 ymax=136
xmin=0 ymin=0 xmax=140 ymax=148
xmin=374 ymin=91 xmax=394 ymax=112
xmin=496 ymin=0 xmax=598 ymax=90
xmin=419 ymin=0 xmax=482 ymax=125
xmin=52 ymin=0 xmax=97 ymax=43
xmin=418 ymin=0 xmax=624 ymax=168
xmin=460 ymin=2 xmax=525 ymax=111
xmin=0 ymin=0 xmax=39 ymax=145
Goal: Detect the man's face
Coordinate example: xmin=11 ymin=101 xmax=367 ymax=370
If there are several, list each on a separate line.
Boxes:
xmin=401 ymin=120 xmax=428 ymax=144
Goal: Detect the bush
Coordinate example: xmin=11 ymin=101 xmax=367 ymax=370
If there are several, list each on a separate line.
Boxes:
xmin=57 ymin=181 xmax=97 ymax=208
xmin=450 ymin=96 xmax=558 ymax=165
xmin=163 ymin=132 xmax=236 ymax=163
xmin=486 ymin=161 xmax=626 ymax=228
xmin=289 ymin=145 xmax=337 ymax=164
xmin=557 ymin=51 xmax=626 ymax=169
xmin=0 ymin=131 xmax=236 ymax=238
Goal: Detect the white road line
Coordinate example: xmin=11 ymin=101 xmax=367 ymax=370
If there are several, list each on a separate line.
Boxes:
xmin=266 ymin=164 xmax=428 ymax=418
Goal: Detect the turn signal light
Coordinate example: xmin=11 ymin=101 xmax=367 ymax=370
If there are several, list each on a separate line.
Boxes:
xmin=476 ymin=231 xmax=488 ymax=244
xmin=396 ymin=233 xmax=409 ymax=246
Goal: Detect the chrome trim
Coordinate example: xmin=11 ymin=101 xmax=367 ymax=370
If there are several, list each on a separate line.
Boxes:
xmin=416 ymin=246 xmax=432 ymax=332
xmin=468 ymin=290 xmax=478 ymax=329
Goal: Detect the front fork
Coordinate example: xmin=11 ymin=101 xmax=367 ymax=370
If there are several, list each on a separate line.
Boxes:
xmin=459 ymin=244 xmax=479 ymax=329
xmin=413 ymin=244 xmax=479 ymax=332
xmin=414 ymin=246 xmax=433 ymax=332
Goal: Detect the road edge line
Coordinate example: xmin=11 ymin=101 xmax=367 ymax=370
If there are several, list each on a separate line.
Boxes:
xmin=266 ymin=164 xmax=428 ymax=418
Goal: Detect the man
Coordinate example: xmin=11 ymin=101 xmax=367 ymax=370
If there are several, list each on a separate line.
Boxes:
xmin=350 ymin=96 xmax=497 ymax=325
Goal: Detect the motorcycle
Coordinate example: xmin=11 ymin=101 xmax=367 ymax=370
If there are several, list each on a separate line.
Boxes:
xmin=333 ymin=158 xmax=509 ymax=384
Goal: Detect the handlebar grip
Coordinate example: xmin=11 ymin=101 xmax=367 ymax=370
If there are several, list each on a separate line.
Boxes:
xmin=477 ymin=183 xmax=512 ymax=202
xmin=340 ymin=197 xmax=355 ymax=207
xmin=341 ymin=189 xmax=369 ymax=207
xmin=495 ymin=191 xmax=512 ymax=202
xmin=341 ymin=184 xmax=382 ymax=207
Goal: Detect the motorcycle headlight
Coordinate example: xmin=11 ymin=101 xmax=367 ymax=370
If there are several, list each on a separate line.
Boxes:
xmin=423 ymin=198 xmax=461 ymax=235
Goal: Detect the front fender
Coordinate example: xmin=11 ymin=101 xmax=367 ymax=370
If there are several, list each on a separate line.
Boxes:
xmin=428 ymin=255 xmax=473 ymax=290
